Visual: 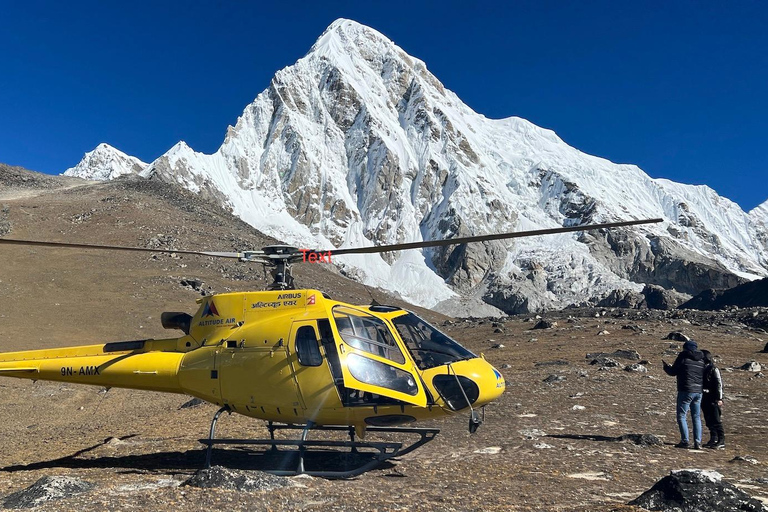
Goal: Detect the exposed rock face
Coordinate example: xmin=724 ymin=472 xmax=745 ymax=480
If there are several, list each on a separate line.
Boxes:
xmin=2 ymin=476 xmax=95 ymax=509
xmin=598 ymin=288 xmax=646 ymax=309
xmin=0 ymin=204 xmax=10 ymax=236
xmin=681 ymin=278 xmax=768 ymax=310
xmin=643 ymin=284 xmax=688 ymax=310
xmin=628 ymin=469 xmax=767 ymax=511
xmin=61 ymin=19 xmax=768 ymax=313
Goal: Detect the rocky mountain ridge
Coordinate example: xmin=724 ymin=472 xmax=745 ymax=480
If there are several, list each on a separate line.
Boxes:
xmin=61 ymin=19 xmax=768 ymax=314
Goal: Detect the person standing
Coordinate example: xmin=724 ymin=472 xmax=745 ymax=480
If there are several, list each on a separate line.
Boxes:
xmin=663 ymin=340 xmax=706 ymax=449
xmin=701 ymin=350 xmax=725 ymax=449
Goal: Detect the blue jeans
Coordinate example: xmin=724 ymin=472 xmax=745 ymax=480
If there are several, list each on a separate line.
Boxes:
xmin=676 ymin=392 xmax=702 ymax=444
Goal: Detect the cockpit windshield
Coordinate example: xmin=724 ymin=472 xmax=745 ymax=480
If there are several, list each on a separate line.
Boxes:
xmin=391 ymin=313 xmax=476 ymax=370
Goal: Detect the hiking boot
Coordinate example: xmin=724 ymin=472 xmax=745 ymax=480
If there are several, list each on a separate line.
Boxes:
xmin=715 ymin=442 xmax=726 ymax=450
xmin=703 ymin=437 xmax=718 ymax=448
xmin=693 ymin=442 xmax=702 ymax=450
xmin=674 ymin=441 xmax=690 ymax=449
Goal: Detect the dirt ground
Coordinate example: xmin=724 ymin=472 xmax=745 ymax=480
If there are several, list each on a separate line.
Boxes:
xmin=1 ymin=171 xmax=766 ymax=511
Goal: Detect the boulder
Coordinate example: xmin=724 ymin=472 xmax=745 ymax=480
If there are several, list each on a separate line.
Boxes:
xmin=628 ymin=469 xmax=765 ymax=511
xmin=531 ymin=319 xmax=556 ymax=330
xmin=586 ymin=350 xmax=641 ymax=361
xmin=184 ymin=466 xmax=294 ymax=492
xmin=617 ymin=433 xmax=663 ymax=446
xmin=590 ymin=356 xmax=620 ymax=368
xmin=2 ymin=476 xmax=94 ymax=509
xmin=664 ymin=331 xmax=691 ymax=342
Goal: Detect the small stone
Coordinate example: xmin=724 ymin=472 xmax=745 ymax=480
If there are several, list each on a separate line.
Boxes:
xmin=473 ymin=446 xmax=502 ymax=454
xmin=730 ymin=455 xmax=760 ymax=465
xmin=597 ymin=330 xmax=610 ymax=336
xmin=624 ymin=364 xmax=648 ymax=373
xmin=493 ymin=328 xmax=504 ymax=333
xmin=500 ymin=363 xmax=511 ymax=369
xmin=572 ymin=405 xmax=586 ymax=411
xmin=739 ymin=361 xmax=762 ymax=372
xmin=491 ymin=344 xmax=505 ymax=349
xmin=543 ymin=374 xmax=566 ymax=383
xmin=179 ymin=397 xmax=206 ymax=409
xmin=519 ymin=428 xmax=546 ymax=439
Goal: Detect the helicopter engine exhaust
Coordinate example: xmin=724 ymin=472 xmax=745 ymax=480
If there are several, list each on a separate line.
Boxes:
xmin=161 ymin=312 xmax=192 ymax=335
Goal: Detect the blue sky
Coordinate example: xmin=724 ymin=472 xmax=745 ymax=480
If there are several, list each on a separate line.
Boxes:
xmin=1 ymin=1 xmax=766 ymax=210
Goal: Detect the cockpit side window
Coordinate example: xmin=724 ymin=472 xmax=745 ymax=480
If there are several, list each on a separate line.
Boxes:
xmin=392 ymin=313 xmax=476 ymax=370
xmin=332 ymin=306 xmax=405 ymax=365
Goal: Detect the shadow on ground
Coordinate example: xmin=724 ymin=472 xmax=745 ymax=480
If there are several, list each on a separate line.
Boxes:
xmin=1 ymin=437 xmax=394 ymax=477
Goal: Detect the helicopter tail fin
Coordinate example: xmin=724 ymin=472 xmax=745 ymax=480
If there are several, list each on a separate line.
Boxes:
xmin=0 ymin=341 xmax=185 ymax=393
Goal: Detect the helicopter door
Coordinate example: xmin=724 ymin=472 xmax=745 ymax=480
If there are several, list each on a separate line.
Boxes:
xmin=288 ymin=321 xmax=341 ymax=410
xmin=331 ymin=306 xmax=427 ymax=407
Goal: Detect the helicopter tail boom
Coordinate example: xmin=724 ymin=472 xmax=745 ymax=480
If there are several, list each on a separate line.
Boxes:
xmin=0 ymin=342 xmax=185 ymax=393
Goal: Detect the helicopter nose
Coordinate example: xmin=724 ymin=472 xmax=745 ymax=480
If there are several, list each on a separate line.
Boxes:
xmin=430 ymin=358 xmax=505 ymax=411
xmin=473 ymin=359 xmax=506 ymax=406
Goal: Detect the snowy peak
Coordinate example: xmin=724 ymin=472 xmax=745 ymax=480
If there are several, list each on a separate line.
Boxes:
xmin=60 ymin=19 xmax=768 ymax=314
xmin=750 ymin=199 xmax=768 ymax=224
xmin=64 ymin=143 xmax=147 ymax=181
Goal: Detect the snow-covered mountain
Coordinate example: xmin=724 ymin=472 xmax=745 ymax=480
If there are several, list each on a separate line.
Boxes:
xmin=64 ymin=19 xmax=768 ymax=314
xmin=64 ymin=143 xmax=147 ymax=181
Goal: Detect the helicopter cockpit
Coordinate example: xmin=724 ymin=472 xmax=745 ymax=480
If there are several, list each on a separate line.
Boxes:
xmin=319 ymin=304 xmax=490 ymax=413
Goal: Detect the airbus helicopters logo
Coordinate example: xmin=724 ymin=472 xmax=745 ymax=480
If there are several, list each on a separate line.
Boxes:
xmin=198 ymin=300 xmax=236 ymax=327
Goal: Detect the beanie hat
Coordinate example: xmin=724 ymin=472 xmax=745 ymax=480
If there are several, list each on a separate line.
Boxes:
xmin=683 ymin=340 xmax=698 ymax=352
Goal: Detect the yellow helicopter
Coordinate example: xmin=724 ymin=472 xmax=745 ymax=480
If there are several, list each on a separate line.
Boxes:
xmin=0 ymin=218 xmax=660 ymax=477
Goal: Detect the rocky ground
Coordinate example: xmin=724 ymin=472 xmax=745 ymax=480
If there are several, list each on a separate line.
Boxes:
xmin=1 ymin=168 xmax=767 ymax=511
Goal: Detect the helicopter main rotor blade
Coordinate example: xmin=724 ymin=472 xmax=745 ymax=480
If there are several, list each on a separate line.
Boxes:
xmin=324 ymin=218 xmax=663 ymax=256
xmin=0 ymin=238 xmax=243 ymax=259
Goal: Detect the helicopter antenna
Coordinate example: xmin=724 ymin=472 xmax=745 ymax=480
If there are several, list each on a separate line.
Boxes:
xmin=362 ymin=282 xmax=380 ymax=306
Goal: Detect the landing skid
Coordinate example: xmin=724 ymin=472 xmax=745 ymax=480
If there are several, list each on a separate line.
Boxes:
xmin=199 ymin=407 xmax=439 ymax=478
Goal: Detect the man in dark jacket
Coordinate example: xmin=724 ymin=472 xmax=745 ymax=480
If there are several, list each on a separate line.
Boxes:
xmin=663 ymin=340 xmax=706 ymax=449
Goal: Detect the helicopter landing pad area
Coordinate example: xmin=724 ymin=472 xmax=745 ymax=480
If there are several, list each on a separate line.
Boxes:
xmin=1 ymin=309 xmax=767 ymax=511
xmin=1 ymin=168 xmax=767 ymax=511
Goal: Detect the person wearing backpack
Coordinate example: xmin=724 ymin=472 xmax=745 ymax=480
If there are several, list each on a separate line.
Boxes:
xmin=701 ymin=350 xmax=725 ymax=449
